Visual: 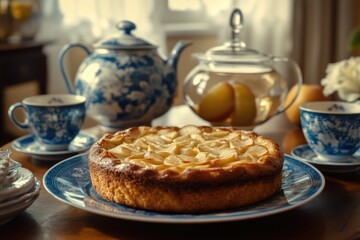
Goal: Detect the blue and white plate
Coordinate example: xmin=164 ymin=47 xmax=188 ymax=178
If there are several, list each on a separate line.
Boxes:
xmin=12 ymin=132 xmax=98 ymax=161
xmin=43 ymin=153 xmax=325 ymax=223
xmin=291 ymin=144 xmax=360 ymax=173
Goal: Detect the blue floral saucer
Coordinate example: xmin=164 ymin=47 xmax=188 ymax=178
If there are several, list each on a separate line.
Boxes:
xmin=11 ymin=132 xmax=98 ymax=161
xmin=291 ymin=144 xmax=360 ymax=173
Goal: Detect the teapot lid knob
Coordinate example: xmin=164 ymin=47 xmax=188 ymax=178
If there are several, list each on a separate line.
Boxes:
xmin=193 ymin=8 xmax=267 ymax=63
xmin=116 ymin=20 xmax=136 ymax=34
xmin=94 ymin=20 xmax=155 ymax=49
xmin=230 ymin=9 xmax=243 ymax=33
xmin=229 ymin=8 xmax=245 ymax=48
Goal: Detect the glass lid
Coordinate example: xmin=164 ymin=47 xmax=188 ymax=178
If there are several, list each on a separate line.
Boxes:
xmin=194 ymin=9 xmax=270 ymax=63
xmin=94 ymin=20 xmax=156 ymax=50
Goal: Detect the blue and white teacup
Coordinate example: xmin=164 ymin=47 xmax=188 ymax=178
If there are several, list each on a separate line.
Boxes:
xmin=8 ymin=94 xmax=86 ymax=151
xmin=300 ymin=101 xmax=360 ymax=161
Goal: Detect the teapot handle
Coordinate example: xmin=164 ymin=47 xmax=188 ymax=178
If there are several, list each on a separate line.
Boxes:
xmin=58 ymin=43 xmax=92 ymax=94
xmin=272 ymin=57 xmax=303 ymax=114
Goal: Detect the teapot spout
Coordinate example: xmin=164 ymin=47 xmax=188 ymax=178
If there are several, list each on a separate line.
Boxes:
xmin=166 ymin=41 xmax=191 ymax=74
xmin=153 ymin=41 xmax=190 ymax=118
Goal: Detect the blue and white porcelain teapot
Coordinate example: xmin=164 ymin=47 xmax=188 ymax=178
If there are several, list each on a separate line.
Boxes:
xmin=59 ymin=20 xmax=190 ymax=131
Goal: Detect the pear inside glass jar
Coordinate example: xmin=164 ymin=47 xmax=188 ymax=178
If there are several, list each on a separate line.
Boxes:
xmin=183 ymin=63 xmax=287 ymax=129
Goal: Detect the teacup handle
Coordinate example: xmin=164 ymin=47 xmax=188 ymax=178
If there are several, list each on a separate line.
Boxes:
xmin=272 ymin=56 xmax=303 ymax=114
xmin=8 ymin=103 xmax=29 ymax=130
xmin=58 ymin=43 xmax=92 ymax=94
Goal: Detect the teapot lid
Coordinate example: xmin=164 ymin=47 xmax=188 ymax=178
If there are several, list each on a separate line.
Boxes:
xmin=194 ymin=9 xmax=270 ymax=63
xmin=94 ymin=21 xmax=156 ymax=50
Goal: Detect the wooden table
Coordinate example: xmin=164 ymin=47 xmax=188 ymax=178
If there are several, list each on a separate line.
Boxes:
xmin=1 ymin=106 xmax=359 ymax=240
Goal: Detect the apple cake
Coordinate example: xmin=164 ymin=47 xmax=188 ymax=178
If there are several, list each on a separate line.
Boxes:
xmin=88 ymin=125 xmax=284 ymax=213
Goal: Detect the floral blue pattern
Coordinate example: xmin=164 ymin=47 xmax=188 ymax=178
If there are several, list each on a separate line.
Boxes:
xmin=28 ymin=105 xmax=85 ymax=146
xmin=59 ymin=21 xmax=190 ymax=130
xmin=300 ymin=103 xmax=360 ymax=160
xmin=76 ymin=52 xmax=171 ymax=125
xmin=9 ymin=95 xmax=86 ymax=151
xmin=291 ymin=144 xmax=360 ymax=173
xmin=43 ymin=153 xmax=324 ymax=223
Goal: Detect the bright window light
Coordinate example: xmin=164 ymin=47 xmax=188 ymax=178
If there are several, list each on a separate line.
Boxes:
xmin=168 ymin=0 xmax=202 ymax=11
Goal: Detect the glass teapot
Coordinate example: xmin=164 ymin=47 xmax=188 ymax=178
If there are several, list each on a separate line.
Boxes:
xmin=183 ymin=9 xmax=302 ymax=129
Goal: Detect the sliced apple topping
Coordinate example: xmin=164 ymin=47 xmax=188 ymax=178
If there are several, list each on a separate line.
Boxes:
xmin=108 ymin=126 xmax=270 ymax=171
xmin=246 ymin=145 xmax=268 ymax=157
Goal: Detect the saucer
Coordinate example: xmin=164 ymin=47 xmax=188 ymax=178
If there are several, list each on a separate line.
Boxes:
xmin=291 ymin=144 xmax=360 ymax=173
xmin=11 ymin=132 xmax=98 ymax=161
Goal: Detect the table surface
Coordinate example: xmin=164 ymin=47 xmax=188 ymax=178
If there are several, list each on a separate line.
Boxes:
xmin=1 ymin=105 xmax=360 ymax=240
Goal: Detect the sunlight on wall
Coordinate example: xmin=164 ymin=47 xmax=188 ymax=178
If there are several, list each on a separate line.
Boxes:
xmin=168 ymin=0 xmax=202 ymax=11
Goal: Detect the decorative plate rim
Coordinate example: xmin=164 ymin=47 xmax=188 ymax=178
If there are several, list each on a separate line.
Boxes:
xmin=291 ymin=144 xmax=360 ymax=167
xmin=11 ymin=132 xmax=97 ymax=160
xmin=43 ymin=153 xmax=325 ymax=223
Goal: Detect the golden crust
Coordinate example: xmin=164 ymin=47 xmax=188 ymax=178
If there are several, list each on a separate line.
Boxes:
xmin=88 ymin=125 xmax=284 ymax=213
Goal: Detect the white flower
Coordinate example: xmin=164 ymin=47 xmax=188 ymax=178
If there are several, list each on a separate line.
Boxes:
xmin=321 ymin=57 xmax=360 ymax=102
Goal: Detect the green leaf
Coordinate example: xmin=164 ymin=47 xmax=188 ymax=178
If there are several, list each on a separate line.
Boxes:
xmin=349 ymin=28 xmax=360 ymax=50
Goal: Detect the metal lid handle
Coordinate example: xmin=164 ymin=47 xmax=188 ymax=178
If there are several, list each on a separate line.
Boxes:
xmin=229 ymin=8 xmax=246 ymax=49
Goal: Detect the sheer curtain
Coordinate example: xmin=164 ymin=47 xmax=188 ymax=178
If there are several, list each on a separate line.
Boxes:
xmin=38 ymin=0 xmax=358 ymax=94
xmin=208 ymin=0 xmax=293 ymax=57
xmin=58 ymin=0 xmax=164 ymax=47
xmin=292 ymin=0 xmax=356 ymax=84
xmin=36 ymin=0 xmax=293 ymax=94
xmin=36 ymin=0 xmax=163 ymax=94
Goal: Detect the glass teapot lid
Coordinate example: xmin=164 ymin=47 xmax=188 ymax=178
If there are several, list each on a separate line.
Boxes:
xmin=94 ymin=20 xmax=156 ymax=50
xmin=194 ymin=9 xmax=270 ymax=64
